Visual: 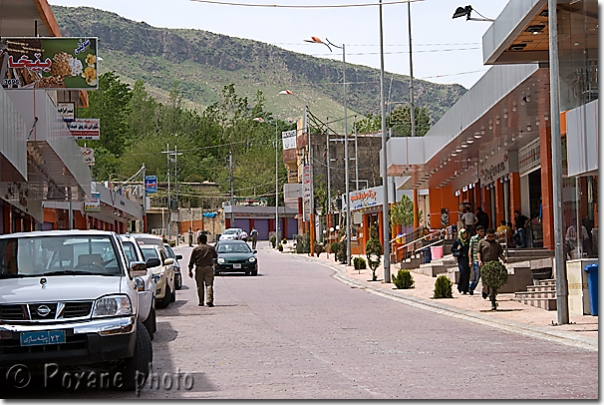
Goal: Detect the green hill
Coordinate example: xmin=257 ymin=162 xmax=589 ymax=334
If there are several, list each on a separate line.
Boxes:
xmin=52 ymin=5 xmax=466 ymax=130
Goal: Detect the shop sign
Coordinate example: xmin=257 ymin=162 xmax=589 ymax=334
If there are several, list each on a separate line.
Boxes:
xmin=479 ymin=151 xmax=509 ymax=186
xmin=282 ymin=130 xmax=297 ymax=151
xmin=287 ymin=168 xmax=298 ymax=183
xmin=0 ymin=37 xmax=99 ymax=90
xmin=234 ymin=197 xmax=268 ymax=207
xmin=84 ymin=192 xmax=101 ymax=212
xmin=68 ymin=118 xmax=100 ymax=140
xmin=58 ymin=102 xmax=75 ymax=121
xmin=349 ymin=187 xmax=382 ymax=211
xmin=79 ymin=147 xmax=95 ymax=166
xmin=302 ymin=164 xmax=312 ymax=222
xmin=144 ymin=176 xmax=157 ymax=194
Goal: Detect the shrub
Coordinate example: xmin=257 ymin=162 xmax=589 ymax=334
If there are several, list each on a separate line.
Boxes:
xmin=282 ymin=238 xmax=288 ymax=244
xmin=269 ymin=235 xmax=277 ymax=248
xmin=392 ymin=269 xmax=415 ymax=289
xmin=315 ymin=244 xmax=323 ymax=257
xmin=330 ymin=242 xmax=341 ymax=261
xmin=295 ymin=233 xmax=310 ymax=254
xmin=433 ymin=275 xmax=453 ymax=298
xmin=277 ymin=243 xmax=283 ymax=252
xmin=337 ymin=242 xmax=347 ymax=264
xmin=169 ymin=240 xmax=176 ymax=247
xmin=353 ymin=257 xmax=367 ymax=270
xmin=481 ymin=260 xmax=509 ymax=310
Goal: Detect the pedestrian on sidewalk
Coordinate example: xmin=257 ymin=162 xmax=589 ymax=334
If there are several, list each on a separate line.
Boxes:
xmin=476 ymin=228 xmax=508 ymax=299
xmin=468 ymin=225 xmax=485 ymax=295
xmin=451 ymin=228 xmax=471 ymax=294
xmin=188 ymin=233 xmax=218 ymax=307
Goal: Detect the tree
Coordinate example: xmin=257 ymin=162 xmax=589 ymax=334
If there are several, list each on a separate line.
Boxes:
xmin=366 ymin=224 xmax=383 ymax=281
xmin=390 ymin=106 xmax=431 ymax=137
xmin=390 ymin=194 xmax=414 ymax=228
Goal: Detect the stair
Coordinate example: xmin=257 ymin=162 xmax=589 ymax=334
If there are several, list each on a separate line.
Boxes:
xmin=512 ymin=279 xmax=557 ymax=311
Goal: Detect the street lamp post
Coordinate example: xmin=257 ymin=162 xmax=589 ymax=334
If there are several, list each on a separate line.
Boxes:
xmin=253 ymin=117 xmax=280 ymax=243
xmin=305 ymin=36 xmax=351 ymax=266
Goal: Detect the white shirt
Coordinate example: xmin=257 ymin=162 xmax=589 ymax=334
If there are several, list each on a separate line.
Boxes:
xmin=461 ymin=212 xmax=476 ymax=226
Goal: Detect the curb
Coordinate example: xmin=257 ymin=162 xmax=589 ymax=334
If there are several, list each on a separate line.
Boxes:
xmin=299 ymin=254 xmax=598 ymax=352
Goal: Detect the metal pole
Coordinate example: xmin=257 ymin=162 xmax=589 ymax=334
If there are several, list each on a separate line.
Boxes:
xmin=275 ymin=120 xmax=279 ymax=241
xmin=548 ymin=0 xmax=569 ymax=324
xmin=142 ymin=163 xmax=147 ymax=233
xmin=408 ymin=1 xmax=420 ymax=230
xmin=174 ymin=145 xmax=179 ymax=246
xmin=229 ymin=149 xmax=234 ymax=226
xmin=68 ymin=187 xmax=73 ymax=230
xmin=379 ymin=0 xmax=390 ymax=282
xmin=326 ymin=117 xmax=331 ymax=221
xmin=308 ymin=105 xmax=315 ymax=256
xmin=166 ymin=143 xmax=171 ymax=241
xmin=354 ymin=115 xmax=359 ymax=191
xmin=343 ymin=44 xmax=351 ymax=266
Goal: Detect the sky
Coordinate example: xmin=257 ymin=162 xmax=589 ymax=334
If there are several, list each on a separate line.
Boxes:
xmin=48 ymin=0 xmax=510 ymax=89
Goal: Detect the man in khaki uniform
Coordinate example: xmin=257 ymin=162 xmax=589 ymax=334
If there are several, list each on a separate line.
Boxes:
xmin=188 ymin=233 xmax=218 ymax=307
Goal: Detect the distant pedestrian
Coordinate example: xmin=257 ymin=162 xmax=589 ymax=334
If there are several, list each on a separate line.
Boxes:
xmin=476 ymin=207 xmax=489 ymax=229
xmin=240 ymin=230 xmax=248 ymax=242
xmin=196 ymin=228 xmax=202 ymax=241
xmin=250 ymin=228 xmax=258 ymax=249
xmin=451 ymin=228 xmax=471 ymax=294
xmin=468 ymin=225 xmax=485 ymax=295
xmin=188 ymin=233 xmax=218 ymax=307
xmin=461 ymin=207 xmax=477 ymax=236
xmin=512 ymin=211 xmax=529 ymax=248
xmin=476 ymin=228 xmax=508 ymax=299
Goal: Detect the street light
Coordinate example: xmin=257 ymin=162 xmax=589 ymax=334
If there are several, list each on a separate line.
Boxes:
xmin=305 ymin=35 xmax=351 ymax=266
xmin=279 ymin=89 xmax=315 ymax=256
xmin=253 ymin=117 xmax=280 ymax=242
xmin=452 ymin=5 xmax=494 ymax=21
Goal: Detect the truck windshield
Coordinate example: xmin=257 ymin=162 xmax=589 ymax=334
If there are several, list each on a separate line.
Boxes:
xmin=0 ymin=235 xmax=123 ymax=278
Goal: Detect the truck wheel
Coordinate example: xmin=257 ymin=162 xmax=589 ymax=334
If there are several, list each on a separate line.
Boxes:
xmin=170 ymin=286 xmax=176 ymax=302
xmin=117 ymin=322 xmax=153 ymax=391
xmin=157 ymin=285 xmax=171 ymax=309
xmin=142 ymin=308 xmax=156 ymax=340
xmin=175 ymin=273 xmax=182 ymax=290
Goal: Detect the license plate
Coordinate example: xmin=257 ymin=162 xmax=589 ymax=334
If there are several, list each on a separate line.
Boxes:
xmin=20 ymin=330 xmax=66 ymax=346
xmin=233 ymin=263 xmax=242 ymax=269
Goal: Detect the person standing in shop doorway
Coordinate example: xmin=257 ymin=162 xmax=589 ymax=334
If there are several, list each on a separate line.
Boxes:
xmin=512 ymin=211 xmax=529 ymax=248
xmin=476 ymin=207 xmax=489 ymax=229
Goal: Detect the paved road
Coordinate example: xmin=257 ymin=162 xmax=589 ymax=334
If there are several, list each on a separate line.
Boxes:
xmin=6 ymin=242 xmax=598 ymax=399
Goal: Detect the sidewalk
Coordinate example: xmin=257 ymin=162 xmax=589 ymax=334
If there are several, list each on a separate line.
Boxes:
xmin=295 ymin=249 xmax=598 ymax=351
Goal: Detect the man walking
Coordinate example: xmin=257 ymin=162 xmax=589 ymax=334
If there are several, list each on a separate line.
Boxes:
xmin=477 ymin=228 xmax=508 ymax=299
xmin=461 ymin=206 xmax=477 ymax=236
xmin=188 ymin=233 xmax=218 ymax=307
xmin=468 ymin=225 xmax=485 ymax=295
xmin=250 ymin=227 xmax=258 ymax=250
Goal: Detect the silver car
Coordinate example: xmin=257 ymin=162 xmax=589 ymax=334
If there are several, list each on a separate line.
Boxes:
xmin=219 ymin=228 xmax=243 ymax=241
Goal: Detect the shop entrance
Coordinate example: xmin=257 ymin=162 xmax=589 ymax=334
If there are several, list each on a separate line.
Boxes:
xmin=528 ymin=169 xmax=543 ymax=247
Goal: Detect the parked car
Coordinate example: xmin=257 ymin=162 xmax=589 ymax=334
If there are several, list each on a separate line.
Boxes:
xmin=139 ymin=244 xmax=176 ymax=309
xmin=129 ymin=233 xmax=164 ymax=247
xmin=218 ymin=228 xmax=243 ymax=241
xmin=163 ymin=243 xmax=183 ymax=290
xmin=120 ymin=234 xmax=158 ymax=339
xmin=0 ymin=230 xmax=152 ymax=391
xmin=214 ymin=240 xmax=258 ymax=276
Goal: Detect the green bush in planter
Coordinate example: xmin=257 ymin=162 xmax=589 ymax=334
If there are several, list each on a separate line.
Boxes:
xmin=315 ymin=244 xmax=323 ymax=257
xmin=481 ymin=260 xmax=508 ymax=310
xmin=277 ymin=243 xmax=283 ymax=252
xmin=392 ymin=269 xmax=415 ymax=289
xmin=337 ymin=242 xmax=347 ymax=263
xmin=270 ymin=235 xmax=277 ymax=248
xmin=353 ymin=257 xmax=367 ymax=270
xmin=433 ymin=275 xmax=453 ymax=298
xmin=282 ymin=238 xmax=288 ymax=244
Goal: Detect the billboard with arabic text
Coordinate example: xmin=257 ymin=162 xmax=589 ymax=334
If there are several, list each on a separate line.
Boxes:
xmin=0 ymin=37 xmax=98 ymax=90
xmin=69 ymin=119 xmax=100 ymax=140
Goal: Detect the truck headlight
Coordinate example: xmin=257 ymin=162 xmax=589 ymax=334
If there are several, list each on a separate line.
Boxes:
xmin=92 ymin=295 xmax=132 ymax=318
xmin=217 ymin=257 xmax=225 ymax=264
xmin=248 ymin=257 xmax=256 ymax=263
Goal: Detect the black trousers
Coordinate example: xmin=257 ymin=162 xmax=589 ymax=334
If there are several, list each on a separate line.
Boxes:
xmin=457 ymin=258 xmax=471 ymax=293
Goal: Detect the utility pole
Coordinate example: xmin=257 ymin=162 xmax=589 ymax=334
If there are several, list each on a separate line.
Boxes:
xmin=408 ymin=1 xmax=420 ymax=230
xmin=229 ymin=149 xmax=234 ymax=226
xmin=326 ymin=118 xmax=331 ymax=225
xmin=548 ymin=0 xmax=569 ymax=324
xmin=165 ymin=143 xmax=171 ymax=241
xmin=142 ymin=163 xmax=147 ymax=233
xmin=354 ymin=115 xmax=359 ymax=191
xmin=379 ymin=0 xmax=391 ymax=282
xmin=173 ymin=145 xmax=183 ymax=245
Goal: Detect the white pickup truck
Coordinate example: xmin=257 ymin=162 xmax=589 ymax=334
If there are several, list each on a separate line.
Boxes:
xmin=0 ymin=230 xmax=152 ymax=391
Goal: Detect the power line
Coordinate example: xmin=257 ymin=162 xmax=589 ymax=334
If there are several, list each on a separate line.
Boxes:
xmin=190 ymin=0 xmax=420 ymax=8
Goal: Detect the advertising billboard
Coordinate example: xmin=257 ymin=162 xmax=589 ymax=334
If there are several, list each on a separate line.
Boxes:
xmin=68 ymin=118 xmax=100 ymax=140
xmin=0 ymin=37 xmax=98 ymax=90
xmin=144 ymin=176 xmax=157 ymax=194
xmin=84 ymin=192 xmax=101 ymax=212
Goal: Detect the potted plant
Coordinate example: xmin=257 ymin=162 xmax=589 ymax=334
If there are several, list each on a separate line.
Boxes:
xmin=481 ymin=260 xmax=509 ymax=310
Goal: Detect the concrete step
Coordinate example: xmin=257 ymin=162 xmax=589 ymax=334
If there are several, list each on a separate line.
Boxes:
xmin=416 ymin=263 xmax=448 ymax=277
xmin=538 ymin=279 xmax=556 ymax=286
xmin=399 ymin=257 xmax=421 ymax=270
xmin=512 ymin=297 xmax=557 ymax=311
xmin=514 ymin=290 xmax=557 ymax=300
xmin=527 ymin=284 xmax=556 ymax=293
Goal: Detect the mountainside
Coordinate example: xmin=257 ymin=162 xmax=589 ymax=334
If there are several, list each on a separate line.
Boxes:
xmin=53 ymin=6 xmax=467 ymax=128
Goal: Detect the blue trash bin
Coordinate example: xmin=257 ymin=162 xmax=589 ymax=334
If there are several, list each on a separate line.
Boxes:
xmin=423 ymin=247 xmax=432 ymax=264
xmin=584 ymin=264 xmax=598 ymax=316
